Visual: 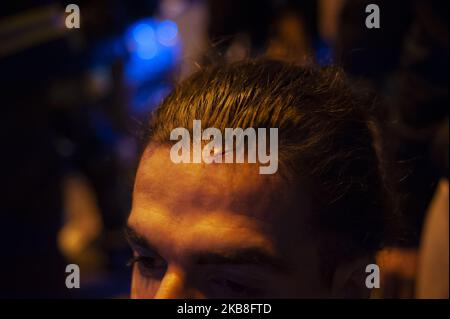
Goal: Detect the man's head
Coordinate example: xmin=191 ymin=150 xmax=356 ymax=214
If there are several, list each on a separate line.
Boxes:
xmin=127 ymin=60 xmax=386 ymax=298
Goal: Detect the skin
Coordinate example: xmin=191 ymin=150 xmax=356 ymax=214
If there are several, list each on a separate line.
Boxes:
xmin=416 ymin=179 xmax=449 ymax=298
xmin=127 ymin=146 xmax=366 ymax=298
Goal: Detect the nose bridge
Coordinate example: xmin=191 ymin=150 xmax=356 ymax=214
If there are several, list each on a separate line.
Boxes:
xmin=154 ymin=265 xmax=204 ymax=299
xmin=154 ymin=267 xmax=184 ymax=299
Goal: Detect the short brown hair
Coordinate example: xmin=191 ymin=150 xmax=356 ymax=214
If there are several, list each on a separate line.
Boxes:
xmin=143 ymin=59 xmax=389 ymax=283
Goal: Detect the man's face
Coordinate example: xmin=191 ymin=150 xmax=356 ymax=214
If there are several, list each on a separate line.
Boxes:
xmin=127 ymin=146 xmax=328 ymax=298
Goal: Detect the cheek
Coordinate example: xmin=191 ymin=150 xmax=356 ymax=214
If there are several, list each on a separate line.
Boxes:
xmin=131 ymin=266 xmax=161 ymax=299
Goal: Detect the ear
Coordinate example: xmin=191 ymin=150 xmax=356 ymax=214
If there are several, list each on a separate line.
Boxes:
xmin=330 ymin=254 xmax=376 ymax=298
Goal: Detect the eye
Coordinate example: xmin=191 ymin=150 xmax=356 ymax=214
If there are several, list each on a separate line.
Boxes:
xmin=129 ymin=254 xmax=166 ymax=278
xmin=209 ymin=277 xmax=254 ymax=298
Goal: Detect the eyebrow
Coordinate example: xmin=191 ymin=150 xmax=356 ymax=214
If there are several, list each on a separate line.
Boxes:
xmin=196 ymin=248 xmax=290 ymax=273
xmin=125 ymin=225 xmax=290 ymax=273
xmin=125 ymin=225 xmax=159 ymax=254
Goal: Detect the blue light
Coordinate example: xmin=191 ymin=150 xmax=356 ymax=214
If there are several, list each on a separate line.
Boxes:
xmin=124 ymin=18 xmax=180 ymax=83
xmin=156 ymin=20 xmax=178 ymax=47
xmin=128 ymin=22 xmax=158 ymax=59
xmin=132 ymin=23 xmax=155 ymax=46
xmin=136 ymin=41 xmax=158 ymax=60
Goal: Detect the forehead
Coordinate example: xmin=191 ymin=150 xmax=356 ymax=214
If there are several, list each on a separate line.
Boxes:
xmin=129 ymin=146 xmax=310 ymax=255
xmin=133 ymin=146 xmax=297 ymax=218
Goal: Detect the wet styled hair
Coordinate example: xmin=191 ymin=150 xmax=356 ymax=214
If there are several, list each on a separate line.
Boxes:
xmin=143 ymin=59 xmax=390 ymax=284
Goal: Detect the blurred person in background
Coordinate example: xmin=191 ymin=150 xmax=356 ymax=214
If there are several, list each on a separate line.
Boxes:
xmin=266 ymin=2 xmax=314 ymax=65
xmin=416 ymin=120 xmax=449 ymax=298
xmin=206 ymin=0 xmax=272 ymax=61
xmin=0 ymin=0 xmax=159 ymax=297
xmin=205 ymin=0 xmax=319 ymax=65
xmin=334 ymin=0 xmax=448 ymax=298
